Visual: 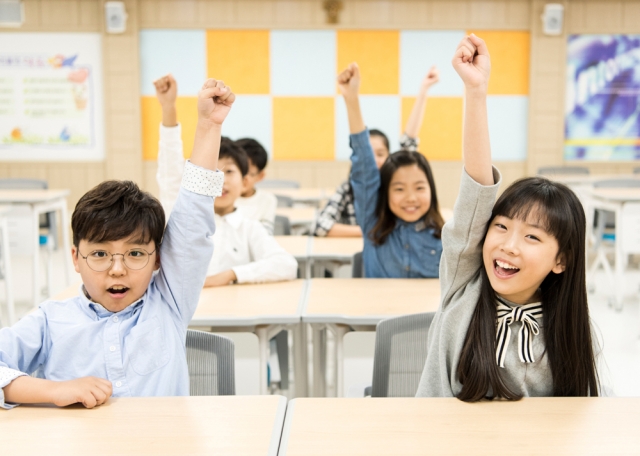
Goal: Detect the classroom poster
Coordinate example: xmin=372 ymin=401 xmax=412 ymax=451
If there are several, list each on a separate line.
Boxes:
xmin=0 ymin=33 xmax=104 ymax=161
xmin=565 ymin=34 xmax=640 ymax=161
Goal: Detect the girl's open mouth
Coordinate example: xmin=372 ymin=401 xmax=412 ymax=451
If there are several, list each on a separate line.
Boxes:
xmin=494 ymin=259 xmax=520 ymax=278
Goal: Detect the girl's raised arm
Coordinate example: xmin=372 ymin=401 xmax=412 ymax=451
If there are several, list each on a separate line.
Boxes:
xmin=452 ymin=34 xmax=493 ymax=186
xmin=338 ymin=63 xmax=365 ymax=134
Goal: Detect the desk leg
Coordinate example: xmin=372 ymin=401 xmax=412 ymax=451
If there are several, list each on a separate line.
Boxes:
xmin=614 ymin=206 xmax=624 ymax=311
xmin=0 ymin=217 xmax=14 ymax=325
xmin=255 ymin=326 xmax=270 ymax=395
xmin=293 ymin=323 xmax=308 ymax=397
xmin=311 ymin=324 xmax=326 ymax=397
xmin=328 ymin=324 xmax=349 ymax=398
xmin=60 ymin=201 xmax=72 ymax=285
xmin=32 ymin=208 xmax=40 ymax=307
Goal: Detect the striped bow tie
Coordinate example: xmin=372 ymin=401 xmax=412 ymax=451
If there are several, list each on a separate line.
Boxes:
xmin=495 ymin=300 xmax=543 ymax=368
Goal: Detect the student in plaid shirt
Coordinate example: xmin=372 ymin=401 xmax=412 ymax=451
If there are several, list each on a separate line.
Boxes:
xmin=314 ymin=67 xmax=439 ymax=238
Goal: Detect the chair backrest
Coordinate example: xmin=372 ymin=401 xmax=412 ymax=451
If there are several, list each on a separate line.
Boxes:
xmin=276 ymin=195 xmax=294 ymax=208
xmin=371 ymin=312 xmax=435 ymax=397
xmin=634 ymin=167 xmax=640 ymax=175
xmin=274 ymin=215 xmax=292 ymax=235
xmin=537 ymin=166 xmax=590 ymax=176
xmin=256 ymin=179 xmax=300 ymax=189
xmin=352 ymin=251 xmax=364 ymax=278
xmin=593 ymin=179 xmax=640 ymax=189
xmin=186 ymin=329 xmax=235 ymax=396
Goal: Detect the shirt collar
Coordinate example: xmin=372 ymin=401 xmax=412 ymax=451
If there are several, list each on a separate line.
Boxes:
xmin=217 ymin=207 xmax=244 ymax=229
xmin=78 ymin=284 xmax=145 ymax=319
xmin=397 ymin=219 xmax=429 ymax=232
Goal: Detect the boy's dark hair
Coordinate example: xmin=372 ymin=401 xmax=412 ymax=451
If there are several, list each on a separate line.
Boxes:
xmin=369 ymin=129 xmax=390 ymax=152
xmin=456 ymin=177 xmax=599 ymax=401
xmin=72 ymin=180 xmax=165 ymax=249
xmin=370 ymin=150 xmax=444 ymax=245
xmin=221 ymin=136 xmax=249 ymax=176
xmin=235 ymin=138 xmax=268 ymax=172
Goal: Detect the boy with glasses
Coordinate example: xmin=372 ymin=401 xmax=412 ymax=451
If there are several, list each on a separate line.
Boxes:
xmin=0 ymin=78 xmax=233 ymax=409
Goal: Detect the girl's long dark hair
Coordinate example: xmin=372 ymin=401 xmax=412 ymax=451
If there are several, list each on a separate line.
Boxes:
xmin=370 ymin=151 xmax=444 ymax=245
xmin=456 ymin=177 xmax=599 ymax=401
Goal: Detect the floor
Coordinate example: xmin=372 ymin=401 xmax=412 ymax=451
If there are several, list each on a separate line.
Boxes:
xmin=2 ymin=249 xmax=639 ymax=397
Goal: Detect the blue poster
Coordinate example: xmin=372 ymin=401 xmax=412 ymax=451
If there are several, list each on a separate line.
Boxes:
xmin=565 ymin=35 xmax=640 ymax=161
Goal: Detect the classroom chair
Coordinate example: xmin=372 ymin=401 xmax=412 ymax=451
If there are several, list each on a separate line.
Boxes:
xmin=367 ymin=312 xmax=435 ymax=397
xmin=352 ymin=251 xmax=364 ymax=278
xmin=274 ymin=215 xmax=292 ymax=235
xmin=186 ymin=329 xmax=235 ymax=396
xmin=256 ymin=179 xmax=300 ymax=189
xmin=275 ymin=195 xmax=294 ymax=208
xmin=634 ymin=167 xmax=640 ymax=174
xmin=537 ymin=166 xmax=590 ymax=176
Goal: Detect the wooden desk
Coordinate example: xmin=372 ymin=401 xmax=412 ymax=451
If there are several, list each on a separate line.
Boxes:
xmin=193 ymin=280 xmax=309 ymax=396
xmin=275 ymin=235 xmax=312 ymax=277
xmin=276 ymin=207 xmax=316 ymax=231
xmin=0 ymin=189 xmax=72 ymax=307
xmin=588 ymin=187 xmax=640 ymax=309
xmin=279 ymin=397 xmax=640 ymax=455
xmin=310 ymin=237 xmax=364 ymax=262
xmin=3 ymin=396 xmax=286 ymax=456
xmin=303 ymin=278 xmax=440 ymax=396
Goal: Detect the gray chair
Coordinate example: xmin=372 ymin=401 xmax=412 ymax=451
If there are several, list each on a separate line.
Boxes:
xmin=186 ymin=329 xmax=235 ymax=396
xmin=352 ymin=251 xmax=364 ymax=278
xmin=634 ymin=167 xmax=640 ymax=174
xmin=538 ymin=166 xmax=589 ymax=176
xmin=0 ymin=178 xmax=57 ymax=247
xmin=275 ymin=195 xmax=294 ymax=208
xmin=369 ymin=312 xmax=435 ymax=397
xmin=274 ymin=215 xmax=291 ymax=235
xmin=256 ymin=179 xmax=300 ymax=189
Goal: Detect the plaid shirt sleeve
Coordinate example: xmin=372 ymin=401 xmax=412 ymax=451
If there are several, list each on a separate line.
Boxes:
xmin=314 ymin=181 xmax=352 ymax=236
xmin=399 ymin=133 xmax=419 ymax=152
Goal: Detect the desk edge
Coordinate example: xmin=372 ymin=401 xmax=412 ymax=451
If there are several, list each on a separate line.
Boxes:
xmin=270 ymin=396 xmax=288 ymax=456
xmin=277 ymin=398 xmax=296 ymax=456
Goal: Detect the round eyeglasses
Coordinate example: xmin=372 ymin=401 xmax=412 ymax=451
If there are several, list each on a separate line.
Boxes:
xmin=78 ymin=249 xmax=156 ymax=272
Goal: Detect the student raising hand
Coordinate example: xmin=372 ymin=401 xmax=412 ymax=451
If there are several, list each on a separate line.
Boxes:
xmin=452 ymin=34 xmax=491 ymax=93
xmin=337 ymin=62 xmax=361 ymax=100
xmin=198 ymin=78 xmax=236 ymax=126
xmin=421 ymin=65 xmax=440 ymax=91
xmin=153 ymin=74 xmax=178 ymax=127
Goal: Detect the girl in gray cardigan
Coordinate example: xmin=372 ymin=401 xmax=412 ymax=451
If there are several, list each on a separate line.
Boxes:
xmin=416 ymin=35 xmax=600 ymax=400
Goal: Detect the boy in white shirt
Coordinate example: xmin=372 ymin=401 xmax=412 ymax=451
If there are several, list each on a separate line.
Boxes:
xmin=154 ymin=75 xmax=298 ymax=287
xmin=235 ymin=138 xmax=278 ymax=235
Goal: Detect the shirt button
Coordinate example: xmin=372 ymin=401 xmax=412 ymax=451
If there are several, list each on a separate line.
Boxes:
xmin=109 ymin=345 xmax=116 ymax=352
xmin=115 ymin=381 xmax=122 ymax=388
xmin=405 ymin=266 xmax=410 ymax=271
xmin=431 ymin=250 xmax=436 ymax=255
xmin=404 ymin=244 xmax=409 ymax=250
xmin=113 ymin=316 xmax=119 ymax=322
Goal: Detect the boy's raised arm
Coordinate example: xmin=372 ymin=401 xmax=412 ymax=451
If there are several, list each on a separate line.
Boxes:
xmin=453 ymin=34 xmax=493 ymax=186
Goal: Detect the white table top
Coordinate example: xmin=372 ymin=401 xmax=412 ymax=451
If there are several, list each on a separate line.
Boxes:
xmin=3 ymin=396 xmax=287 ymax=456
xmin=192 ymin=279 xmax=308 ymax=327
xmin=0 ymin=188 xmax=70 ymax=203
xmin=279 ymin=397 xmax=640 ymax=456
xmin=590 ymin=187 xmax=640 ymax=202
xmin=276 ymin=207 xmax=317 ymax=226
xmin=275 ymin=235 xmax=311 ymax=260
xmin=310 ymin=237 xmax=364 ymax=261
xmin=302 ymin=278 xmax=440 ymax=325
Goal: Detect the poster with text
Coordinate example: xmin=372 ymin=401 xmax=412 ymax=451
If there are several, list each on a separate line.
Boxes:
xmin=565 ymin=35 xmax=640 ymax=161
xmin=0 ymin=33 xmax=104 ymax=161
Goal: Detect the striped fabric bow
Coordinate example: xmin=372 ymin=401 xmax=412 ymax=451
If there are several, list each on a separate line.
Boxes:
xmin=495 ymin=300 xmax=543 ymax=368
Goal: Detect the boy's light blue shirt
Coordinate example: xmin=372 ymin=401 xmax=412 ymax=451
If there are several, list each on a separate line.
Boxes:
xmin=349 ymin=129 xmax=442 ymax=278
xmin=0 ymin=162 xmax=222 ymax=409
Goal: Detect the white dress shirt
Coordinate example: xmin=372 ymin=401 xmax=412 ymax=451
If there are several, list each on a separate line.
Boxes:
xmin=236 ymin=189 xmax=277 ymax=235
xmin=156 ymin=123 xmax=298 ymax=284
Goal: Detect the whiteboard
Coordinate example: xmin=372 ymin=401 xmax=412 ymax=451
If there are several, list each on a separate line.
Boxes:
xmin=0 ymin=33 xmax=104 ymax=161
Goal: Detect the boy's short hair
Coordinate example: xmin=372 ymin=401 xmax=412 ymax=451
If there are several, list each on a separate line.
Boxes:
xmin=235 ymin=138 xmax=268 ymax=172
xmin=221 ymin=137 xmax=249 ymax=176
xmin=72 ymin=180 xmax=165 ymax=249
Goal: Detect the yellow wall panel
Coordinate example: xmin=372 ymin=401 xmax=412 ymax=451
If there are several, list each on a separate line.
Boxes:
xmin=141 ymin=96 xmax=198 ymax=160
xmin=468 ymin=30 xmax=530 ymax=95
xmin=337 ymin=31 xmax=399 ymax=94
xmin=206 ymin=30 xmax=270 ymax=94
xmin=402 ymin=97 xmax=463 ymax=161
xmin=273 ymin=97 xmax=334 ymax=160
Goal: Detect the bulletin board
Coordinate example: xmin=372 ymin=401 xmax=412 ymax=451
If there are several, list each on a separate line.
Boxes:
xmin=0 ymin=33 xmax=104 ymax=161
xmin=565 ymin=34 xmax=640 ymax=161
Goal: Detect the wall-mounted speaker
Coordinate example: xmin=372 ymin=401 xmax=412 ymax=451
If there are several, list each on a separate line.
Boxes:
xmin=105 ymin=1 xmax=128 ymax=34
xmin=541 ymin=3 xmax=564 ymax=36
